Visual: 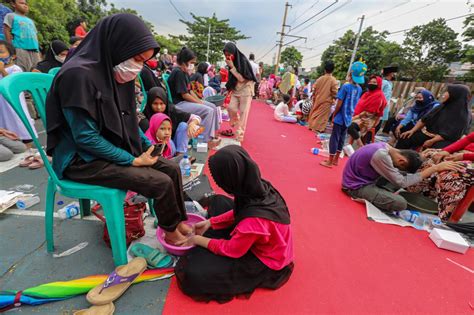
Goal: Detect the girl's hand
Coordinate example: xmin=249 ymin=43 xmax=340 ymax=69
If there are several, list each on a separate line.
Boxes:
xmin=0 ymin=61 xmax=5 ymax=73
xmin=187 ymin=121 xmax=198 ymax=138
xmin=395 ymin=125 xmax=403 ymax=138
xmin=132 ymin=146 xmax=159 ymax=167
xmin=445 ymin=153 xmax=464 ymax=162
xmin=225 ymin=58 xmax=234 ymax=68
xmin=435 ymin=161 xmax=466 ymax=173
xmin=432 ymin=150 xmax=450 ymax=163
xmin=400 ymin=129 xmax=415 ymax=139
xmin=193 ymin=220 xmax=211 ymax=235
xmin=422 ymin=139 xmax=436 ymax=149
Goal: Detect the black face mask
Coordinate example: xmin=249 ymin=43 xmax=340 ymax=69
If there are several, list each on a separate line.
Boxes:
xmin=415 ymin=100 xmax=424 ymax=106
xmin=367 ymin=84 xmax=377 ymax=91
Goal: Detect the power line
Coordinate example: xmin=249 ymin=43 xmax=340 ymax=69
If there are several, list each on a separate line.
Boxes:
xmin=259 ymin=44 xmax=278 ymax=61
xmin=288 ymin=0 xmax=320 ymax=25
xmin=387 ymin=13 xmax=473 ymax=35
xmin=168 ymin=0 xmax=186 ymax=20
xmin=290 ymin=0 xmax=339 ymax=33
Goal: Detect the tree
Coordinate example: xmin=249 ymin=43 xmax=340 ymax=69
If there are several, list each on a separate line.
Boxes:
xmin=155 ymin=35 xmax=183 ymax=54
xmin=172 ymin=13 xmax=248 ymax=63
xmin=402 ymin=18 xmax=462 ymax=81
xmin=280 ymin=46 xmax=303 ymax=70
xmin=461 ymin=15 xmax=474 ymax=82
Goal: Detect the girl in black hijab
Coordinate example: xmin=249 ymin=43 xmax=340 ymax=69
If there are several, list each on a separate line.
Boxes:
xmin=35 ymin=40 xmax=69 ymax=73
xmin=223 ymin=42 xmax=257 ymax=142
xmin=141 ymin=87 xmax=201 ymax=153
xmin=175 ymin=145 xmax=294 ymax=303
xmin=397 ymin=84 xmax=471 ymax=150
xmin=46 ymin=14 xmax=191 ymax=246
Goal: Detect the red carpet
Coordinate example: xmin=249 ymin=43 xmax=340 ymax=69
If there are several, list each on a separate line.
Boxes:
xmin=164 ymin=101 xmax=474 ymax=314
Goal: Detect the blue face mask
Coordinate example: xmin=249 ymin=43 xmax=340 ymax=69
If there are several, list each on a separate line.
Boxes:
xmin=0 ymin=56 xmax=11 ymax=64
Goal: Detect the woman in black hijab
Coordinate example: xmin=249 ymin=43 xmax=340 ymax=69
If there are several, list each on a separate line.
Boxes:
xmin=175 ymin=145 xmax=294 ymax=303
xmin=46 ymin=14 xmax=191 ymax=245
xmin=397 ymin=84 xmax=471 ymax=149
xmin=223 ymin=42 xmax=257 ymax=142
xmin=34 ymin=40 xmax=69 ymax=73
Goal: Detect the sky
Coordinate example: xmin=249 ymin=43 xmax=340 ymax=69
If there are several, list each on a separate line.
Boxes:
xmin=110 ymin=0 xmax=472 ymax=68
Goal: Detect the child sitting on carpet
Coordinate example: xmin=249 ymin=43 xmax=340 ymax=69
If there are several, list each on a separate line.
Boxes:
xmin=293 ymin=93 xmax=312 ymax=122
xmin=342 ymin=142 xmax=465 ymax=212
xmin=274 ymin=94 xmax=297 ymax=123
xmin=175 ymin=145 xmax=294 ymax=303
xmin=320 ymin=62 xmax=366 ymax=168
xmin=145 ymin=113 xmax=179 ymax=159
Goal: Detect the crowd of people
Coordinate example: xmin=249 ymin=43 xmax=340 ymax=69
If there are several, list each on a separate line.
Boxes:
xmin=0 ymin=0 xmax=472 ymax=307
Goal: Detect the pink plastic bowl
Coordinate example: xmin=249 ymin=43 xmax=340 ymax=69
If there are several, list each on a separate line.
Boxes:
xmin=156 ymin=213 xmax=206 ymax=256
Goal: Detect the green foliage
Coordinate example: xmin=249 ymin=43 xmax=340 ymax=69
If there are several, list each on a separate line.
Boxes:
xmin=262 ymin=63 xmax=274 ymax=78
xmin=461 ymin=15 xmax=474 ymax=82
xmin=402 ymin=18 xmax=461 ymax=81
xmin=172 ymin=13 xmax=248 ymax=63
xmin=280 ymin=46 xmax=303 ymax=70
xmin=155 ymin=34 xmax=182 ymax=54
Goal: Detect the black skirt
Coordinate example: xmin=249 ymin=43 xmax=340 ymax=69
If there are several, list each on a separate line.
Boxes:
xmin=175 ymin=195 xmax=294 ymax=303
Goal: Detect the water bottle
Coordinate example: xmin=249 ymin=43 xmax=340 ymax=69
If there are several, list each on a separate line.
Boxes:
xmin=16 ymin=196 xmax=40 ymax=209
xmin=179 ymin=155 xmax=192 ymax=177
xmin=310 ymin=148 xmax=329 ymax=157
xmin=395 ymin=210 xmax=420 ymax=223
xmin=58 ymin=202 xmax=80 ymax=220
xmin=197 ymin=135 xmax=205 ymax=144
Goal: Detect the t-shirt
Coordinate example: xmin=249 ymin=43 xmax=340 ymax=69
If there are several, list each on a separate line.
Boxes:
xmin=168 ymin=67 xmax=190 ymax=104
xmin=274 ymin=102 xmax=290 ymax=120
xmin=381 ymin=79 xmax=393 ymax=120
xmin=0 ymin=4 xmax=12 ymax=41
xmin=4 ymin=13 xmax=39 ymax=51
xmin=249 ymin=60 xmax=259 ymax=79
xmin=334 ymin=82 xmax=362 ymax=127
xmin=75 ymin=25 xmax=87 ymax=38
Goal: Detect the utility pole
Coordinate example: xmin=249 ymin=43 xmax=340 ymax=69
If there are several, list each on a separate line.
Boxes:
xmin=206 ymin=23 xmax=211 ymax=62
xmin=274 ymin=2 xmax=291 ymax=74
xmin=346 ymin=15 xmax=365 ymax=80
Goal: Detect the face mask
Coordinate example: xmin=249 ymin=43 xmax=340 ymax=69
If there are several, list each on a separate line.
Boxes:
xmin=410 ymin=92 xmax=416 ymax=98
xmin=0 ymin=56 xmax=11 ymax=64
xmin=55 ymin=55 xmax=66 ymax=64
xmin=415 ymin=100 xmax=424 ymax=106
xmin=187 ymin=63 xmax=194 ymax=71
xmin=367 ymin=83 xmax=377 ymax=91
xmin=113 ymin=58 xmax=143 ymax=84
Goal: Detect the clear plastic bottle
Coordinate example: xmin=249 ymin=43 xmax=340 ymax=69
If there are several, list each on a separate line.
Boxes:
xmin=57 ymin=202 xmax=80 ymax=220
xmin=395 ymin=210 xmax=419 ymax=223
xmin=16 ymin=196 xmax=40 ymax=209
xmin=310 ymin=147 xmax=329 ymax=157
xmin=179 ymin=155 xmax=192 ymax=177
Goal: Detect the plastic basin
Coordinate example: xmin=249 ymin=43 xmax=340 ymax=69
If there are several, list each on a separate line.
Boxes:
xmin=205 ymin=95 xmax=226 ymax=107
xmin=156 ymin=213 xmax=206 ymax=256
xmin=399 ymin=191 xmax=438 ymax=214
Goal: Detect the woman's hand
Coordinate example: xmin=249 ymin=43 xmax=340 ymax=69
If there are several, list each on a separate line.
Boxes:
xmin=435 ymin=161 xmax=466 ymax=173
xmin=400 ymin=129 xmax=415 ymax=139
xmin=422 ymin=138 xmax=436 ymax=149
xmin=187 ymin=121 xmax=199 ymax=138
xmin=0 ymin=128 xmax=19 ymax=140
xmin=432 ymin=150 xmax=450 ymax=163
xmin=445 ymin=153 xmax=464 ymax=162
xmin=193 ymin=220 xmax=211 ymax=236
xmin=132 ymin=146 xmax=158 ymax=167
xmin=225 ymin=58 xmax=234 ymax=69
xmin=395 ymin=125 xmax=403 ymax=138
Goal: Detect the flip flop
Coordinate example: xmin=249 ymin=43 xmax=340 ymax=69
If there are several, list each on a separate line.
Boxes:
xmin=219 ymin=129 xmax=234 ymax=137
xmin=19 ymin=155 xmax=35 ymax=167
xmin=86 ymin=257 xmax=147 ymax=305
xmin=74 ymin=303 xmax=115 ymax=315
xmin=130 ymin=243 xmax=173 ymax=269
xmin=28 ymin=156 xmax=44 ymax=169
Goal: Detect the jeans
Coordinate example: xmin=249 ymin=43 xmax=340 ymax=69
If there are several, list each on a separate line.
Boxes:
xmin=329 ymin=123 xmax=347 ymax=155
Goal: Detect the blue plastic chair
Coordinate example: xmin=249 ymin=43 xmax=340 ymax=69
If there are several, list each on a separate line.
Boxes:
xmin=0 ymin=72 xmax=132 ymax=266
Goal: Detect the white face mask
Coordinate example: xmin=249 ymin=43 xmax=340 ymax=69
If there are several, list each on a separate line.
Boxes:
xmin=113 ymin=58 xmax=143 ymax=84
xmin=187 ymin=63 xmax=195 ymax=71
xmin=55 ymin=55 xmax=66 ymax=64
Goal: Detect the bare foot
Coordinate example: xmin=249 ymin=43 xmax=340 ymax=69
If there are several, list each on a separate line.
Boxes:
xmin=208 ymin=138 xmax=221 ymax=150
xmin=164 ymin=229 xmax=188 ymax=246
xmin=320 ymin=160 xmax=333 ymax=168
xmin=178 ymin=222 xmax=193 ymax=236
xmin=333 ymin=160 xmax=339 ymax=166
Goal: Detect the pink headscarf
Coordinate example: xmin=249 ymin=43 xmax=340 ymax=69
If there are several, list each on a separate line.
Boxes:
xmin=145 ymin=113 xmax=173 ymax=159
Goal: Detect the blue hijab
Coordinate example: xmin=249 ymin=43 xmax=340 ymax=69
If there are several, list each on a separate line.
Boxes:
xmin=411 ymin=90 xmax=438 ymax=118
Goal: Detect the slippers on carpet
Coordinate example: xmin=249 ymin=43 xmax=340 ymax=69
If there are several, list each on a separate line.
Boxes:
xmin=28 ymin=156 xmax=44 ymax=169
xmin=130 ymin=243 xmax=173 ymax=269
xmin=74 ymin=303 xmax=115 ymax=315
xmin=219 ymin=129 xmax=234 ymax=137
xmin=86 ymin=257 xmax=147 ymax=305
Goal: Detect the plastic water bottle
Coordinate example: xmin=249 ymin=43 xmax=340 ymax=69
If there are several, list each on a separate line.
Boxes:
xmin=395 ymin=210 xmax=419 ymax=223
xmin=16 ymin=196 xmax=40 ymax=209
xmin=179 ymin=155 xmax=192 ymax=177
xmin=58 ymin=202 xmax=80 ymax=220
xmin=197 ymin=135 xmax=205 ymax=144
xmin=310 ymin=148 xmax=329 ymax=157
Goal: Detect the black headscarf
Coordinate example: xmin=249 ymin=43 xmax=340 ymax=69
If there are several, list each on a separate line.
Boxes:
xmin=46 ymin=14 xmax=160 ymax=157
xmin=223 ymin=42 xmax=257 ymax=91
xmin=422 ymin=84 xmax=471 ymax=142
xmin=36 ymin=40 xmax=69 ymax=73
xmin=144 ymin=87 xmax=190 ymax=136
xmin=209 ymin=145 xmax=290 ymax=224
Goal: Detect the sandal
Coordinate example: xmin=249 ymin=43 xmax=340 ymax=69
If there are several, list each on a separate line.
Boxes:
xmin=219 ymin=129 xmax=234 ymax=137
xmin=74 ymin=303 xmax=115 ymax=315
xmin=28 ymin=156 xmax=44 ymax=169
xmin=130 ymin=243 xmax=173 ymax=269
xmin=19 ymin=155 xmax=35 ymax=167
xmin=86 ymin=257 xmax=147 ymax=305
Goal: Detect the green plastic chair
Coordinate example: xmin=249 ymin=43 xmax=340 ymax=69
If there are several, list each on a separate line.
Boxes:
xmin=47 ymin=67 xmax=60 ymax=76
xmin=137 ymin=73 xmax=147 ymax=112
xmin=0 ymin=72 xmax=131 ymax=266
xmin=162 ymin=73 xmax=173 ymax=104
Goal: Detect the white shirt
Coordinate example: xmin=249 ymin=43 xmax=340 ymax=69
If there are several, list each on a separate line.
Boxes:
xmin=274 ymin=102 xmax=290 ymax=120
xmin=249 ymin=60 xmax=259 ymax=78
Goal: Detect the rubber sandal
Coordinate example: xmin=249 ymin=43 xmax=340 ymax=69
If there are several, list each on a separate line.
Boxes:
xmin=130 ymin=243 xmax=173 ymax=269
xmin=86 ymin=257 xmax=147 ymax=305
xmin=19 ymin=155 xmax=35 ymax=167
xmin=28 ymin=156 xmax=44 ymax=169
xmin=74 ymin=303 xmax=115 ymax=315
xmin=219 ymin=129 xmax=234 ymax=137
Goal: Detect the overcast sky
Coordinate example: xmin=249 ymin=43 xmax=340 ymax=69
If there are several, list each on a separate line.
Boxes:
xmin=110 ymin=0 xmax=472 ymax=68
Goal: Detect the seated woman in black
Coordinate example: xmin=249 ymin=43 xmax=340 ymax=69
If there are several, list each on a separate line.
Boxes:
xmin=46 ymin=14 xmax=191 ymax=245
xmin=34 ymin=40 xmax=69 ymax=73
xmin=396 ymin=84 xmax=471 ymax=150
